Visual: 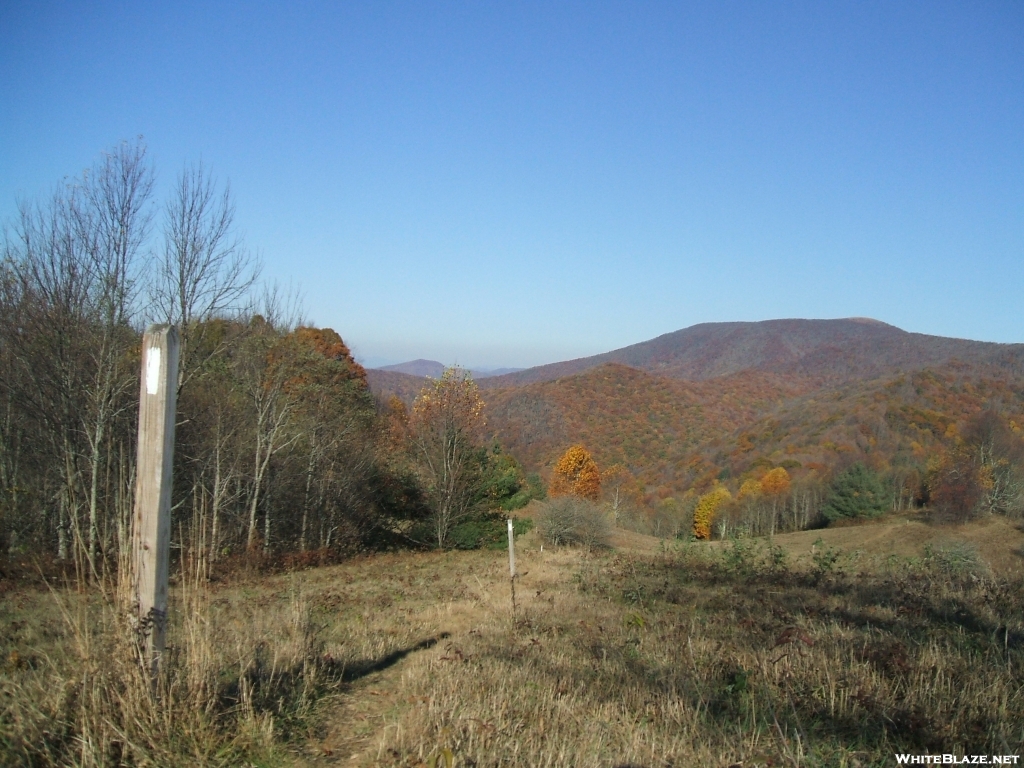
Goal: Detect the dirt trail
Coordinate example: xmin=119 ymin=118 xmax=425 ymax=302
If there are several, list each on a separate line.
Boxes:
xmin=305 ymin=542 xmax=581 ymax=765
xmin=312 ymin=599 xmax=486 ymax=764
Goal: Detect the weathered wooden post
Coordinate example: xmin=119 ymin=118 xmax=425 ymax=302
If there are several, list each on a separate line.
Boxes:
xmin=507 ymin=519 xmax=517 ymax=620
xmin=132 ymin=325 xmax=179 ymax=680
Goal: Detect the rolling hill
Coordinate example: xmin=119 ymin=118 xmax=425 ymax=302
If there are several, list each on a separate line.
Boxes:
xmin=378 ymin=359 xmax=448 ymax=377
xmin=479 ymin=318 xmax=1024 ymax=388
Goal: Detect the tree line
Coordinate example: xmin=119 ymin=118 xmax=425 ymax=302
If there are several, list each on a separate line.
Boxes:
xmin=540 ymin=420 xmax=1023 ymax=545
xmin=0 ymin=141 xmax=545 ymax=573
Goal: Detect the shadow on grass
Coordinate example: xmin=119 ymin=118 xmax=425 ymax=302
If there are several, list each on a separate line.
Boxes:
xmin=216 ymin=631 xmax=452 ymax=734
xmin=339 ymin=632 xmax=452 ymax=682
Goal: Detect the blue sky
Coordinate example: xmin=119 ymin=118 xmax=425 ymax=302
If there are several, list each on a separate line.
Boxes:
xmin=2 ymin=2 xmax=1022 ymax=368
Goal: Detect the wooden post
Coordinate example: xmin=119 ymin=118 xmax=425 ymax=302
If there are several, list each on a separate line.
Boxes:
xmin=507 ymin=519 xmax=517 ymax=620
xmin=132 ymin=325 xmax=179 ymax=680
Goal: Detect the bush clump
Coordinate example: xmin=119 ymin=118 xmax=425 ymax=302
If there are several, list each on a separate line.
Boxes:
xmin=537 ymin=497 xmax=611 ymax=549
xmin=924 ymin=539 xmax=991 ymax=582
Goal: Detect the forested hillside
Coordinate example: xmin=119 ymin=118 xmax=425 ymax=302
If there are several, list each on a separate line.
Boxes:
xmin=5 ymin=144 xmax=1023 ymax=568
xmin=368 ymin=323 xmax=1024 ymax=539
xmin=481 ymin=363 xmax=809 ymax=484
xmin=366 ymin=368 xmax=430 ymax=404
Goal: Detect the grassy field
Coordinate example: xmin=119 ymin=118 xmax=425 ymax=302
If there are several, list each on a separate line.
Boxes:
xmin=2 ymin=517 xmax=1023 ymax=767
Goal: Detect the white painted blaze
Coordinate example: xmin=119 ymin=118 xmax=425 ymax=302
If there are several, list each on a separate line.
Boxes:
xmin=146 ymin=346 xmax=162 ymax=395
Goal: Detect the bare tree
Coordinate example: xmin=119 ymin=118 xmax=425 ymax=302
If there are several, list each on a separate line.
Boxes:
xmin=233 ymin=314 xmax=298 ymax=551
xmin=7 ymin=183 xmax=96 ymax=560
xmin=0 ymin=255 xmax=33 ymax=553
xmin=155 ymin=161 xmax=259 ymax=391
xmin=2 ymin=141 xmax=154 ymax=570
xmin=409 ymin=368 xmax=486 ymax=548
xmin=78 ymin=141 xmax=154 ymax=571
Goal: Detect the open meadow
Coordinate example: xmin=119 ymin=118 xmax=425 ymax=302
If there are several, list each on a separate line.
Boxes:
xmin=3 ymin=516 xmax=1023 ymax=767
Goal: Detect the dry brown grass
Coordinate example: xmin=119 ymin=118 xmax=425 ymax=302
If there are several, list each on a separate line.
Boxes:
xmin=0 ymin=548 xmax=339 ymax=767
xmin=320 ymin=535 xmax=1023 ymax=767
xmin=2 ymin=524 xmax=1023 ymax=767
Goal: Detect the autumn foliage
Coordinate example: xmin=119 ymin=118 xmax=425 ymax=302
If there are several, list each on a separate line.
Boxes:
xmin=550 ymin=445 xmax=602 ymax=501
xmin=474 ymin=356 xmax=1024 ymax=533
xmin=929 ymin=410 xmax=1024 ymax=523
xmin=692 ymin=486 xmax=731 ymax=540
xmin=760 ymin=467 xmax=791 ymax=497
xmin=409 ymin=368 xmax=487 ymax=547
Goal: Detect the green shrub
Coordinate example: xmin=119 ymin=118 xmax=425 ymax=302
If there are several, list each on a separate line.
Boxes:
xmin=822 ymin=464 xmax=887 ymax=523
xmin=811 ymin=537 xmax=843 ymax=582
xmin=447 ymin=515 xmax=535 ymax=550
xmin=447 ymin=519 xmax=501 ymax=550
xmin=486 ymin=517 xmax=534 ymax=550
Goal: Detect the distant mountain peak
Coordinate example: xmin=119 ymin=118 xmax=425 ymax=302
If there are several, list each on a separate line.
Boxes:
xmin=375 ymin=359 xmax=524 ymax=379
xmin=478 ymin=318 xmax=1023 ymax=389
xmin=378 ymin=359 xmax=446 ymax=377
xmin=845 ymin=317 xmax=890 ymax=326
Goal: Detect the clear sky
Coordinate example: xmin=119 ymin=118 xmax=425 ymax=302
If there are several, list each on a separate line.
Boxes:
xmin=2 ymin=1 xmax=1022 ymax=369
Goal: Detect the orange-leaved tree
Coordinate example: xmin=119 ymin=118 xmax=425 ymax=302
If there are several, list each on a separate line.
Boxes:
xmin=759 ymin=466 xmax=791 ymax=536
xmin=550 ymin=445 xmax=601 ymax=501
xmin=760 ymin=467 xmax=791 ymax=497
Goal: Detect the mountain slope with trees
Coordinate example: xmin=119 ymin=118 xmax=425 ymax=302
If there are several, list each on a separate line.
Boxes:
xmin=476 ymin=360 xmax=1024 ymax=535
xmin=363 ymin=321 xmax=1024 ymax=536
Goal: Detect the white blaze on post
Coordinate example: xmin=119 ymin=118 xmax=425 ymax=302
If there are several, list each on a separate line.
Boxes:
xmin=507 ymin=519 xmax=516 ymax=578
xmin=146 ymin=346 xmax=162 ymax=395
xmin=133 ymin=325 xmax=179 ymax=681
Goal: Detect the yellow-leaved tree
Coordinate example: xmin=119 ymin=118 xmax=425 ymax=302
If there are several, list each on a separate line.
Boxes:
xmin=737 ymin=478 xmax=762 ymax=501
xmin=550 ymin=445 xmax=601 ymax=501
xmin=692 ymin=485 xmax=731 ymax=540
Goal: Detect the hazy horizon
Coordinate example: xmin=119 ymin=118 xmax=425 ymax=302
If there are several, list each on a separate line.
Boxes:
xmin=356 ymin=314 xmax=1024 ymax=373
xmin=3 ymin=3 xmax=1022 ymax=369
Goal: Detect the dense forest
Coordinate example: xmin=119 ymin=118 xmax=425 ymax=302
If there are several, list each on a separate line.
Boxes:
xmin=479 ymin=363 xmax=1024 ymax=538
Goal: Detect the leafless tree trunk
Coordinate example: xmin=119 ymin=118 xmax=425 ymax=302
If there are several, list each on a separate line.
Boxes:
xmin=155 ymin=162 xmax=259 ymax=392
xmin=7 ymin=186 xmax=93 ymax=560
xmin=79 ymin=141 xmax=153 ymax=573
xmin=236 ymin=324 xmax=297 ymax=551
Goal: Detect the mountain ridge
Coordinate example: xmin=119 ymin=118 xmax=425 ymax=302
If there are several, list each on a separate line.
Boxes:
xmin=477 ymin=318 xmax=1024 ymax=388
xmin=366 ymin=318 xmax=1024 ymax=405
xmin=377 ymin=359 xmax=524 ymax=379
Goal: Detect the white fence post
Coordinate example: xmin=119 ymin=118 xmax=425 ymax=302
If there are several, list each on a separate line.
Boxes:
xmin=507 ymin=519 xmax=517 ymax=620
xmin=507 ymin=519 xmax=516 ymax=578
